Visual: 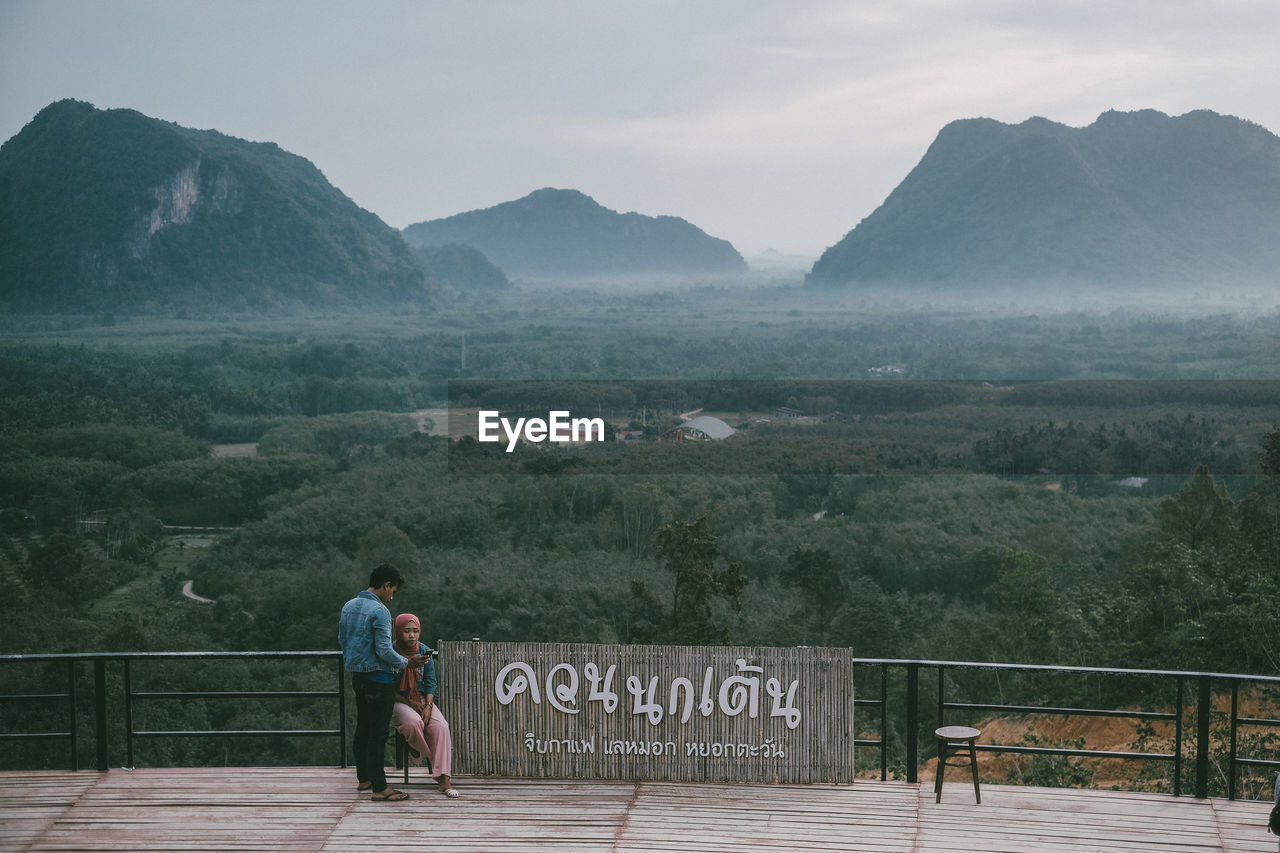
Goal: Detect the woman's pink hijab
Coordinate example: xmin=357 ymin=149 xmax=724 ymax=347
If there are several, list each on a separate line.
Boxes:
xmin=393 ymin=613 xmax=424 ymax=705
xmin=393 ymin=613 xmax=420 ymax=654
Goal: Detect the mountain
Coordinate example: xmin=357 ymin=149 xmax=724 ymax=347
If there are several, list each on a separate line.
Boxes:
xmin=807 ymin=109 xmax=1280 ymax=288
xmin=412 ymin=243 xmax=511 ymax=290
xmin=0 ymin=99 xmax=432 ymax=312
xmin=402 ymin=188 xmax=746 ymax=279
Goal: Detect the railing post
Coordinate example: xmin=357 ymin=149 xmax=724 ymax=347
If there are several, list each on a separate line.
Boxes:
xmin=905 ymin=663 xmax=919 ymax=783
xmin=937 ymin=666 xmax=945 ymax=729
xmin=1173 ymin=677 xmax=1183 ymax=797
xmin=879 ymin=664 xmax=888 ymax=781
xmin=68 ymin=658 xmax=79 ymax=771
xmin=94 ymin=658 xmax=108 ymax=772
xmin=1228 ymin=681 xmax=1239 ymax=801
xmin=1195 ymin=674 xmax=1210 ymax=799
xmin=337 ymin=657 xmax=347 ymax=768
xmin=124 ymin=659 xmax=134 ymax=769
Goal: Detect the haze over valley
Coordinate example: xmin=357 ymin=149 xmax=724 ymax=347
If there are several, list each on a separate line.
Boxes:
xmin=3 ymin=99 xmax=1279 ymax=316
xmin=5 ymin=3 xmax=1280 ymax=796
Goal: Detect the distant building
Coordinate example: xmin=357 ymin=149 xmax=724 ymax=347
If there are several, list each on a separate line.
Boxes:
xmin=867 ymin=364 xmax=908 ymax=377
xmin=660 ymin=415 xmax=736 ymax=442
xmin=77 ymin=509 xmax=109 ymax=533
xmin=775 ymin=407 xmax=803 ymax=419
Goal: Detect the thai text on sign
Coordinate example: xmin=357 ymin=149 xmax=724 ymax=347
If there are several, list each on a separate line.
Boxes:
xmin=438 ymin=641 xmax=855 ymax=784
xmin=494 ymin=657 xmax=802 ymax=728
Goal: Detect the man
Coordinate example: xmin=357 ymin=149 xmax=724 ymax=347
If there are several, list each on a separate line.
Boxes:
xmin=338 ymin=563 xmax=427 ymax=801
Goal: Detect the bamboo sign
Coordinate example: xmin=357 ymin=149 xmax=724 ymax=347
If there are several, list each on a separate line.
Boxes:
xmin=437 ymin=641 xmax=855 ymax=784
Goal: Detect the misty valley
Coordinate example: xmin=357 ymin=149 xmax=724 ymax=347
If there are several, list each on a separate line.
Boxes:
xmin=4 ymin=279 xmax=1280 ymax=791
xmin=5 ymin=97 xmax=1280 ymax=794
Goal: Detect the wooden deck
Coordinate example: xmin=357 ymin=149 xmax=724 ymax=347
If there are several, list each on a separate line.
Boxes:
xmin=1 ymin=768 xmax=1276 ymax=852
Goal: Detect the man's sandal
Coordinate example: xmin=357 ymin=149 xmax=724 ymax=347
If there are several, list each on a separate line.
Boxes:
xmin=372 ymin=789 xmax=410 ymax=802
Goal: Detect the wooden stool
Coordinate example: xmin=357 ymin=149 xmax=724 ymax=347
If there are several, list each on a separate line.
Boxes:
xmin=934 ymin=725 xmax=981 ymax=804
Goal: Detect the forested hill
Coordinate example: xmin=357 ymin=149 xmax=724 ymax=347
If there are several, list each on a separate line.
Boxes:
xmin=401 ymin=188 xmax=747 ymax=279
xmin=0 ymin=99 xmax=433 ymax=313
xmin=807 ymin=109 xmax=1280 ymax=288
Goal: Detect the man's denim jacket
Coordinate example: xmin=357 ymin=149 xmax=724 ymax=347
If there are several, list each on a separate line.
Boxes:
xmin=338 ymin=590 xmax=408 ymax=674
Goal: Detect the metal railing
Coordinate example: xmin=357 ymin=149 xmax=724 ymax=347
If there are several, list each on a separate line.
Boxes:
xmin=4 ymin=651 xmax=1280 ymax=799
xmin=0 ymin=651 xmax=346 ymax=771
xmin=849 ymin=658 xmax=1280 ymax=799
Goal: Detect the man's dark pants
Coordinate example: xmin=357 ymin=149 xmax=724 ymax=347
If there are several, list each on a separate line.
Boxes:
xmin=352 ymin=677 xmax=396 ymax=793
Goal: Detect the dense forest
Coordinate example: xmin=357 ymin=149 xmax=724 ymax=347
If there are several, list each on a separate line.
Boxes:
xmin=3 ymin=283 xmax=1280 ymax=787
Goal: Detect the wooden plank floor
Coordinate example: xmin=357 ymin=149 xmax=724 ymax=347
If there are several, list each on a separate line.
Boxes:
xmin=0 ymin=768 xmax=1275 ymax=852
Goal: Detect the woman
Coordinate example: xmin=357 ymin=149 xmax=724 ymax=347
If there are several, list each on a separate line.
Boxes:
xmin=391 ymin=613 xmax=459 ymax=797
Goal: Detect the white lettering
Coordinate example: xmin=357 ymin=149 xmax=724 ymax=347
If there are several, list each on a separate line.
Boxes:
xmin=549 ymin=410 xmax=570 ymax=442
xmin=767 ymin=678 xmax=803 ymax=729
xmin=502 ymin=416 xmax=525 ymax=453
xmin=497 ymin=660 xmax=803 ymax=729
xmin=585 ymin=663 xmax=619 ymax=713
xmin=475 ymin=409 xmax=608 ymax=453
xmin=626 ymin=674 xmax=664 ymax=725
xmin=477 ymin=410 xmax=501 ymax=444
xmin=718 ymin=659 xmax=763 ymax=718
xmin=496 ymin=662 xmax=540 ymax=705
xmin=546 ymin=663 xmax=580 ymax=715
xmin=573 ymin=415 xmax=604 ymax=442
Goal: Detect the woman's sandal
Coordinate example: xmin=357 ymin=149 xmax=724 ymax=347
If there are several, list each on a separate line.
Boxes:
xmin=372 ymin=789 xmax=410 ymax=802
xmin=440 ymin=787 xmax=460 ymax=798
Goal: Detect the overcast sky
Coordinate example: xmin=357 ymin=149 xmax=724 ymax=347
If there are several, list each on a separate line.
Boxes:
xmin=3 ymin=1 xmax=1278 ymax=258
